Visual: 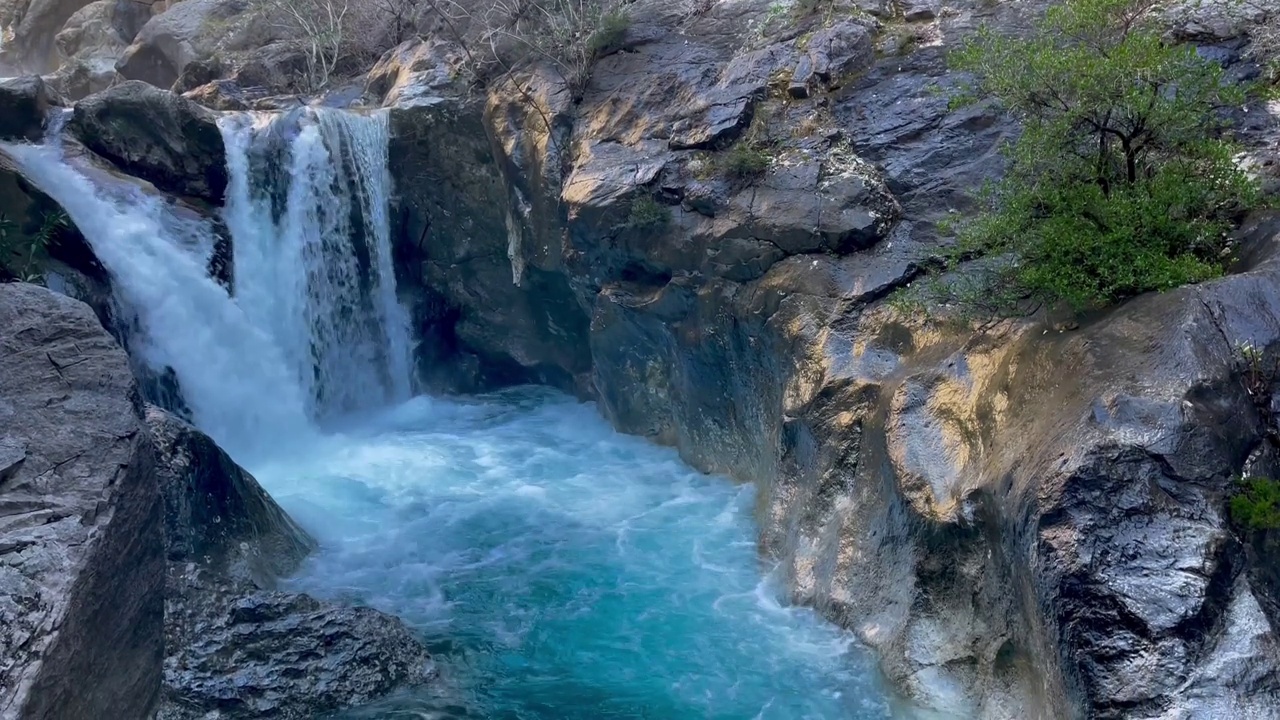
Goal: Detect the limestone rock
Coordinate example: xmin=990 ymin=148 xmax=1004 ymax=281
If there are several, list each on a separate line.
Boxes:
xmin=0 ymin=282 xmax=164 ymax=720
xmin=67 ymin=80 xmax=227 ymax=202
xmin=0 ymin=76 xmax=54 ymax=141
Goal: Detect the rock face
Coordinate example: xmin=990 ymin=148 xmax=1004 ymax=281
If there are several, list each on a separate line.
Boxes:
xmin=0 ymin=282 xmax=164 ymax=720
xmin=147 ymin=408 xmax=436 ymax=720
xmin=0 ymin=76 xmax=54 ymax=142
xmin=45 ymin=0 xmax=138 ymax=100
xmin=116 ymin=0 xmax=279 ymax=90
xmin=66 ymin=80 xmax=227 ymax=202
xmin=378 ymin=0 xmax=1280 ymax=717
xmin=0 ymin=284 xmax=434 ymax=719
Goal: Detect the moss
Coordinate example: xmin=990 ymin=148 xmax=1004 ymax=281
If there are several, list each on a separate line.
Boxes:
xmin=1230 ymin=477 xmax=1280 ymax=531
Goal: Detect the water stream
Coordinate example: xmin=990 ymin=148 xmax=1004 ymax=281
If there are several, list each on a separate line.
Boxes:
xmin=3 ymin=109 xmax=905 ymax=719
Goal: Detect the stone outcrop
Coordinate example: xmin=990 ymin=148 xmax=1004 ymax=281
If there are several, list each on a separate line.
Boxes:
xmin=376 ymin=0 xmax=1280 ymax=716
xmin=45 ymin=0 xmax=142 ymax=100
xmin=116 ymin=0 xmax=280 ymax=90
xmin=0 ymin=76 xmax=55 ymax=142
xmin=147 ymin=408 xmax=436 ymax=720
xmin=0 ymin=284 xmax=434 ymax=719
xmin=66 ymin=80 xmax=227 ymax=202
xmin=0 ymin=282 xmax=164 ymax=720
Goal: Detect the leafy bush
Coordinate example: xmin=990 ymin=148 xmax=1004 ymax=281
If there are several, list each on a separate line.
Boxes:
xmin=1230 ymin=476 xmax=1280 ymax=531
xmin=617 ymin=193 xmax=672 ymax=232
xmin=942 ymin=0 xmax=1261 ymax=313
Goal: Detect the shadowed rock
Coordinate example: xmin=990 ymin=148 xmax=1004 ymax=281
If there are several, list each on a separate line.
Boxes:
xmin=66 ymin=80 xmax=227 ymax=202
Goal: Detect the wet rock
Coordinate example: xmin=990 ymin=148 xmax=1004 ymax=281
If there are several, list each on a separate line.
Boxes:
xmin=0 ymin=76 xmax=55 ymax=141
xmin=158 ymin=589 xmax=436 ymax=720
xmin=382 ymin=0 xmax=1280 ymax=716
xmin=146 ymin=407 xmax=435 ymax=720
xmin=0 ymin=282 xmax=164 ymax=720
xmin=67 ymin=80 xmax=228 ymax=202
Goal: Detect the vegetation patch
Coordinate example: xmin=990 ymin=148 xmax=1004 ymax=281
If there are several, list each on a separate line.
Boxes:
xmin=718 ymin=142 xmax=772 ymax=179
xmin=914 ymin=0 xmax=1262 ymax=317
xmin=1230 ymin=476 xmax=1280 ymax=531
xmin=0 ymin=210 xmax=65 ymax=283
xmin=616 ymin=193 xmax=672 ymax=232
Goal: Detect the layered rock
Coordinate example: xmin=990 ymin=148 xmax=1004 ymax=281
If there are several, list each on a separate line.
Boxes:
xmin=0 ymin=282 xmax=164 ymax=720
xmin=0 ymin=284 xmax=435 ymax=719
xmin=147 ymin=408 xmax=435 ymax=720
xmin=66 ymin=80 xmax=227 ymax=202
xmin=375 ymin=0 xmax=1280 ymax=716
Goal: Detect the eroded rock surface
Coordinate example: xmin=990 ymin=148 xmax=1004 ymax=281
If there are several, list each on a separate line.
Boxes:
xmin=0 ymin=284 xmax=433 ymax=719
xmin=0 ymin=282 xmax=164 ymax=720
xmin=375 ymin=0 xmax=1280 ymax=716
xmin=148 ymin=408 xmax=435 ymax=720
xmin=0 ymin=76 xmax=55 ymax=142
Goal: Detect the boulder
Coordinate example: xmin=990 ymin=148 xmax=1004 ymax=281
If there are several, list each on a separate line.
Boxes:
xmin=0 ymin=76 xmax=54 ymax=142
xmin=45 ymin=0 xmax=135 ymax=100
xmin=0 ymin=282 xmax=164 ymax=720
xmin=116 ymin=0 xmax=277 ymax=90
xmin=67 ymin=81 xmax=227 ymax=202
xmin=146 ymin=408 xmax=436 ymax=720
xmin=1 ymin=0 xmax=96 ymax=72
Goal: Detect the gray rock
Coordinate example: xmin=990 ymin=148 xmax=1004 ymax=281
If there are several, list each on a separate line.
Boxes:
xmin=0 ymin=76 xmax=54 ymax=142
xmin=0 ymin=282 xmax=164 ymax=720
xmin=116 ymin=0 xmax=277 ymax=90
xmin=67 ymin=80 xmax=228 ymax=202
xmin=158 ymin=589 xmax=436 ymax=720
xmin=145 ymin=407 xmax=435 ymax=720
xmin=44 ymin=0 xmax=134 ymax=100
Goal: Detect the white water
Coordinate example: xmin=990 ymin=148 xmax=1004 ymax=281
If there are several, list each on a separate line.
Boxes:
xmin=3 ymin=113 xmax=907 ymax=718
xmin=221 ymin=110 xmax=414 ymax=418
xmin=1 ymin=141 xmax=315 ymax=461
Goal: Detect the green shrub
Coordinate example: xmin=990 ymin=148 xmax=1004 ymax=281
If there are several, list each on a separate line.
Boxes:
xmin=587 ymin=8 xmax=630 ymax=56
xmin=0 ymin=210 xmax=64 ymax=283
xmin=617 ymin=193 xmax=672 ymax=232
xmin=941 ymin=0 xmax=1261 ymax=314
xmin=719 ymin=142 xmax=772 ymax=179
xmin=1230 ymin=476 xmax=1280 ymax=531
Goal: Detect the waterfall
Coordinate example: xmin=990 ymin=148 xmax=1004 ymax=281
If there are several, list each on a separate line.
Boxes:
xmin=1 ymin=142 xmax=314 ymax=460
xmin=1 ymin=108 xmax=414 ymax=460
xmin=221 ymin=109 xmax=414 ymax=419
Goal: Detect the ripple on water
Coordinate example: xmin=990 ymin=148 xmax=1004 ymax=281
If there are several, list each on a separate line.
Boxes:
xmin=251 ymin=387 xmax=901 ymax=720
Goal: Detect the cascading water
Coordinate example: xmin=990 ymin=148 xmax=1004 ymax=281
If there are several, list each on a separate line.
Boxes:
xmin=221 ymin=109 xmax=414 ymax=418
xmin=4 ymin=108 xmax=916 ymax=719
xmin=0 ymin=141 xmax=315 ymax=461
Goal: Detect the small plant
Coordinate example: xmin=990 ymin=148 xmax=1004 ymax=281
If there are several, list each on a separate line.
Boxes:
xmin=1230 ymin=476 xmax=1280 ymax=531
xmin=0 ymin=210 xmax=63 ymax=283
xmin=587 ymin=7 xmax=630 ymax=55
xmin=616 ymin=193 xmax=672 ymax=232
xmin=719 ymin=142 xmax=772 ymax=179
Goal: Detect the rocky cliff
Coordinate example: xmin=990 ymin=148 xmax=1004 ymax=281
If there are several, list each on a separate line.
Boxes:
xmin=363 ymin=0 xmax=1280 ymax=717
xmin=0 ymin=283 xmax=434 ymax=719
xmin=5 ymin=0 xmax=1280 ymax=717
